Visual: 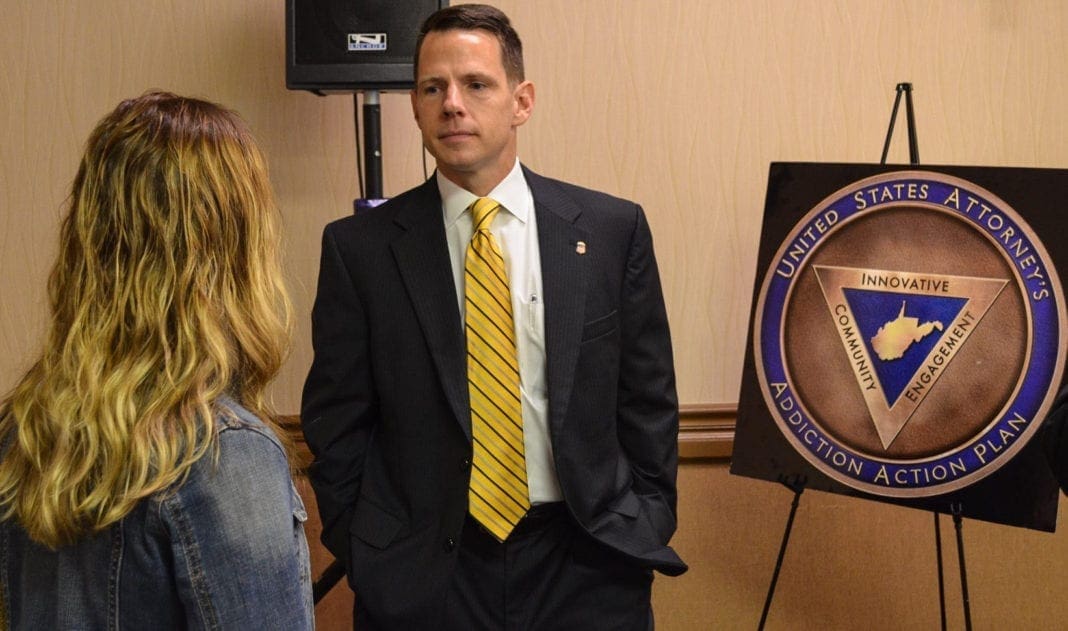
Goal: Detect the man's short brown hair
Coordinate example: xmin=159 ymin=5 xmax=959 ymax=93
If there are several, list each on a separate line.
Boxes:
xmin=414 ymin=4 xmax=525 ymax=84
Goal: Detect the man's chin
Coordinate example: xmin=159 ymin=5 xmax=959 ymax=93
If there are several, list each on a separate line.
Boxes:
xmin=429 ymin=143 xmax=475 ymax=162
xmin=429 ymin=154 xmax=478 ymax=175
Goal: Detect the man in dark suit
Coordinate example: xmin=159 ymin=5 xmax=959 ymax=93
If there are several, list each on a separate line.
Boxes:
xmin=301 ymin=5 xmax=686 ymax=629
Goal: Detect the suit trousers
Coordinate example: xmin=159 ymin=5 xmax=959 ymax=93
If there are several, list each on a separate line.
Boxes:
xmin=443 ymin=503 xmax=654 ymax=631
xmin=354 ymin=503 xmax=654 ymax=630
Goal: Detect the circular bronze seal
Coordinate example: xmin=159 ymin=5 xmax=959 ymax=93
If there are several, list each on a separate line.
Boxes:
xmin=754 ymin=171 xmax=1065 ymax=497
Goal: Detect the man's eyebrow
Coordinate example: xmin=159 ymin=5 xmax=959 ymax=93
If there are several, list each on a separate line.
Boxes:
xmin=460 ymin=71 xmax=499 ymax=84
xmin=416 ymin=70 xmax=499 ymax=87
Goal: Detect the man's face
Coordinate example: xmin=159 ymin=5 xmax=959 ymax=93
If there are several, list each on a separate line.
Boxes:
xmin=411 ymin=28 xmax=533 ymax=195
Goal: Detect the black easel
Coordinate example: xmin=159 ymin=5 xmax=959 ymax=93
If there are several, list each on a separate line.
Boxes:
xmin=880 ymin=82 xmax=920 ymax=165
xmin=951 ymin=504 xmax=973 ymax=630
xmin=758 ymin=475 xmax=806 ymax=630
xmin=880 ymin=82 xmax=973 ymax=630
xmin=760 ymin=83 xmax=971 ymax=629
xmin=934 ymin=511 xmax=947 ymax=629
xmin=930 ymin=505 xmax=974 ymax=631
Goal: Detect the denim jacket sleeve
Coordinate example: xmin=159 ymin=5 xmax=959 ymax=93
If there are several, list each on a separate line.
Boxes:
xmin=161 ymin=409 xmax=314 ymax=630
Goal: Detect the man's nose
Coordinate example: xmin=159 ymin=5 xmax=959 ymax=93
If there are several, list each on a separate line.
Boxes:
xmin=442 ymin=84 xmax=464 ymax=116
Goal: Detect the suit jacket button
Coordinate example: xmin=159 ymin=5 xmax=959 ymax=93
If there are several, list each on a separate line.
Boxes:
xmin=444 ymin=537 xmax=456 ymax=552
xmin=461 ymin=458 xmax=471 ymax=470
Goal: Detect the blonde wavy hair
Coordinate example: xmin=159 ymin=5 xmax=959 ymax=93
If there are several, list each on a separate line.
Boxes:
xmin=0 ymin=91 xmax=292 ymax=549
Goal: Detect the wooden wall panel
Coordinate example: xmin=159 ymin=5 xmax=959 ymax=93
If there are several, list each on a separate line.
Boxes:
xmin=3 ymin=1 xmax=1068 ymax=629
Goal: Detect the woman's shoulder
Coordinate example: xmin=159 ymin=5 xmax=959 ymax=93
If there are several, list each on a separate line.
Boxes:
xmin=168 ymin=397 xmax=291 ymax=502
xmin=211 ymin=396 xmax=286 ymax=455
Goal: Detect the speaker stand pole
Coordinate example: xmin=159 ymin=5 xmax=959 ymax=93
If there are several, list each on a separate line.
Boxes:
xmin=362 ymin=90 xmax=384 ymax=200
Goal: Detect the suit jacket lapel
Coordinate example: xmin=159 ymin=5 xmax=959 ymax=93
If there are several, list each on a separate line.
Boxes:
xmin=389 ymin=179 xmax=471 ymax=438
xmin=527 ymin=168 xmax=590 ymax=437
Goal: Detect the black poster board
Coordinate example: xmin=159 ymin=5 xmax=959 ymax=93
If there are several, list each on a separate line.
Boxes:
xmin=732 ymin=163 xmax=1068 ymax=531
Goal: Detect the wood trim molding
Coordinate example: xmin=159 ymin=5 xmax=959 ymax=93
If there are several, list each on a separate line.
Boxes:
xmin=679 ymin=402 xmax=736 ymax=461
xmin=283 ymin=403 xmax=738 ymax=465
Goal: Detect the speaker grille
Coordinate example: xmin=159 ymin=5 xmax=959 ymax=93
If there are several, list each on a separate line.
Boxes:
xmin=287 ymin=0 xmax=448 ymax=92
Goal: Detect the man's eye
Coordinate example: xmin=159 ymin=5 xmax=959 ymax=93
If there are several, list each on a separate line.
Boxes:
xmin=470 ymin=83 xmax=486 ymax=91
xmin=422 ymin=86 xmax=440 ymax=95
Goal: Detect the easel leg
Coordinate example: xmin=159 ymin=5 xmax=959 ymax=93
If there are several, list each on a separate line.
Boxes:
xmin=880 ymin=87 xmax=904 ymax=165
xmin=934 ymin=512 xmax=947 ymax=631
xmin=758 ymin=475 xmax=806 ymax=630
xmin=880 ymin=82 xmax=921 ymax=165
xmin=952 ymin=503 xmax=973 ymax=631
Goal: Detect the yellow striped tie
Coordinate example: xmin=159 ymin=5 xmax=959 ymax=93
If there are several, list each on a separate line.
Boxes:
xmin=465 ymin=197 xmax=530 ymax=541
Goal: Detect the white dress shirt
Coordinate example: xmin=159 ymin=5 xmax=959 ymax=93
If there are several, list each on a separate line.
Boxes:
xmin=438 ymin=160 xmax=562 ymax=504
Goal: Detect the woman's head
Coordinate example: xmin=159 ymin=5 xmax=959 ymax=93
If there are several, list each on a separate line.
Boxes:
xmin=0 ymin=91 xmax=291 ymax=547
xmin=56 ymin=91 xmax=290 ymax=399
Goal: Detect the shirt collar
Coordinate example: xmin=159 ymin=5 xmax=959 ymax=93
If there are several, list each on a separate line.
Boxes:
xmin=438 ymin=159 xmax=529 ymax=228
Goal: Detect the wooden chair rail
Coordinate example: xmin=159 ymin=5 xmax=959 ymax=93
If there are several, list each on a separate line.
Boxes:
xmin=281 ymin=403 xmax=737 ymax=467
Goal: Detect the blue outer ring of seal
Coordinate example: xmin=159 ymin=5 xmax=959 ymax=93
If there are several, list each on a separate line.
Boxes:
xmin=756 ymin=172 xmax=1063 ymax=496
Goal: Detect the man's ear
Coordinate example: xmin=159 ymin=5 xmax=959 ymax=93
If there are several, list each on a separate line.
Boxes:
xmin=512 ymin=80 xmax=535 ymax=127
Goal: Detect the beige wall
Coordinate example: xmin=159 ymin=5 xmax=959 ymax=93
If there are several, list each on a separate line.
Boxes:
xmin=663 ymin=464 xmax=1068 ymax=630
xmin=3 ymin=1 xmax=1068 ymax=628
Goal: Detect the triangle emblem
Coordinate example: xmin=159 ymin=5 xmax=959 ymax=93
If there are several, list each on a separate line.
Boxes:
xmin=813 ymin=265 xmax=1008 ymax=449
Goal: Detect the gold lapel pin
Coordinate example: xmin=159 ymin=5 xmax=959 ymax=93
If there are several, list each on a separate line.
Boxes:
xmin=576 ymin=241 xmax=587 ymax=255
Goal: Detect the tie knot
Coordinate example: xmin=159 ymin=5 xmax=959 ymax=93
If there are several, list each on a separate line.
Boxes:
xmin=470 ymin=197 xmax=501 ymax=233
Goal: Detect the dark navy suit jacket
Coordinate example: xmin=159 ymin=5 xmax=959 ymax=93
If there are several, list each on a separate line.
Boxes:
xmin=301 ymin=166 xmax=685 ymax=626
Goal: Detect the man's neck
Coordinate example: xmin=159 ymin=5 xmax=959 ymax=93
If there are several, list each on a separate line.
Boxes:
xmin=439 ymin=162 xmax=516 ymax=197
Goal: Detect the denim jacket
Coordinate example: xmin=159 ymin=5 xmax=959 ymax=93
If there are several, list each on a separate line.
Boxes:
xmin=0 ymin=399 xmax=314 ymax=630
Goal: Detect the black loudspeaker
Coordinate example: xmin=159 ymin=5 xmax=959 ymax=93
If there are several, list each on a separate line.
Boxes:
xmin=286 ymin=0 xmax=448 ymax=93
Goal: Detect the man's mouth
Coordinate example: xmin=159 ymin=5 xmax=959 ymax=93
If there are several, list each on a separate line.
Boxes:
xmin=439 ymin=130 xmax=475 ymax=141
